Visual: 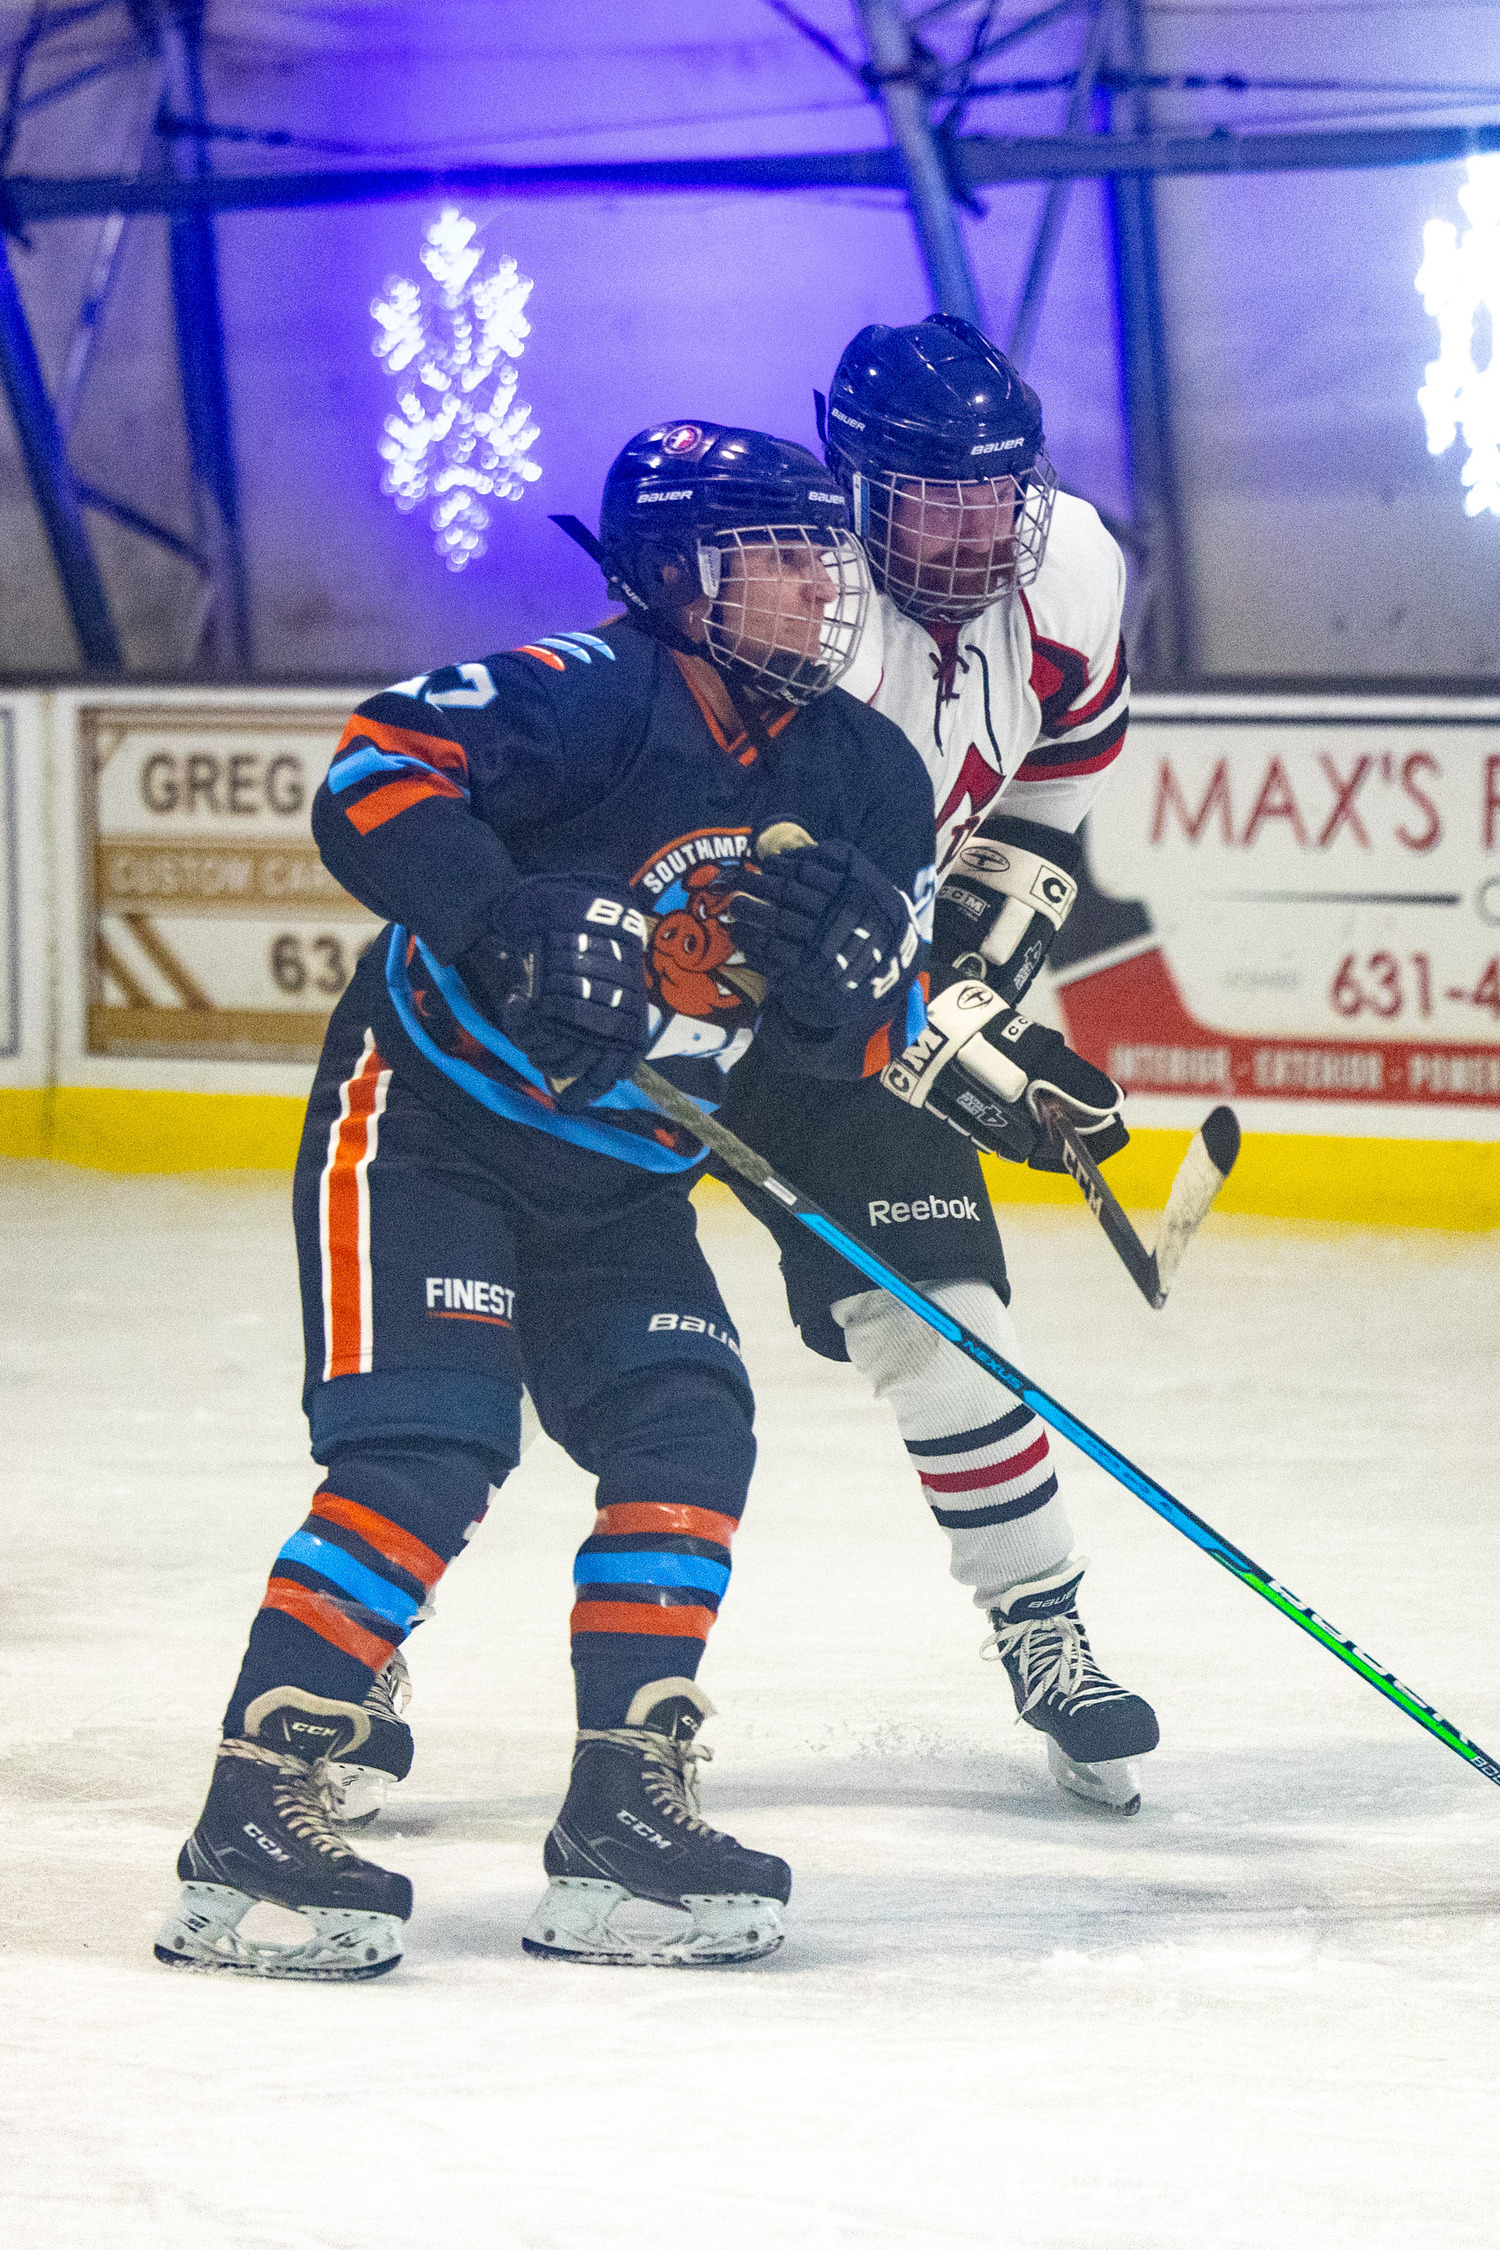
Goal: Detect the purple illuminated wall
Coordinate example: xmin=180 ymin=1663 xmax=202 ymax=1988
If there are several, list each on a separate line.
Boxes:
xmin=1 ymin=0 xmax=1497 ymax=681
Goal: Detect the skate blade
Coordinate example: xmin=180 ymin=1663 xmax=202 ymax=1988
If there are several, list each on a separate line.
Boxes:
xmin=1045 ymin=1738 xmax=1143 ymax=1816
xmin=521 ymin=1878 xmax=784 ymax=1967
xmin=320 ymin=1760 xmax=392 ymax=1830
xmin=153 ymin=1881 xmax=404 ymax=1980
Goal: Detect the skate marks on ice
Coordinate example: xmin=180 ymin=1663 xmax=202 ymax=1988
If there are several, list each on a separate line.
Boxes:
xmin=3 ymin=1171 xmax=1499 ymax=2247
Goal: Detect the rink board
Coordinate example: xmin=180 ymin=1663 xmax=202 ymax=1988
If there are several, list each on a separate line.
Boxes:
xmin=0 ymin=686 xmax=1495 ymax=1226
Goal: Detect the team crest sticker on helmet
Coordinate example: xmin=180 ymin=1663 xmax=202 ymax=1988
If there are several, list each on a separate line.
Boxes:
xmin=561 ymin=421 xmax=872 ymax=708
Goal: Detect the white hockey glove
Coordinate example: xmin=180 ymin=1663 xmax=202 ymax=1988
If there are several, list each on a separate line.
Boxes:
xmin=931 ymin=814 xmax=1080 ymax=1007
xmin=880 ymin=979 xmax=1128 ymax=1172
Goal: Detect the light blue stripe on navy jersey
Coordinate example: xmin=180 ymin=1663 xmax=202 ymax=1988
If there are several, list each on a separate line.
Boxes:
xmin=572 ymin=1550 xmax=731 ymax=1597
xmin=417 ymin=941 xmax=663 ymax=1117
xmin=532 ymin=635 xmax=617 ymax=665
xmin=905 ymin=977 xmax=927 ymax=1044
xmin=385 ymin=929 xmax=708 ymax=1174
xmin=327 ymin=744 xmax=439 ymax=793
xmin=276 ymin=1530 xmax=425 ymax=1631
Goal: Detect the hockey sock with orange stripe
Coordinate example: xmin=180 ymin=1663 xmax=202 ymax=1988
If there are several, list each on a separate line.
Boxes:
xmin=222 ymin=1441 xmax=498 ymax=1737
xmin=567 ymin=1369 xmax=754 ymax=1727
xmin=834 ymin=1280 xmax=1076 ymax=1610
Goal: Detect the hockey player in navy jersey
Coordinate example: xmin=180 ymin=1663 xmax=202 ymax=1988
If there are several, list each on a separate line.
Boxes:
xmin=154 ymin=422 xmax=935 ymax=1980
xmin=715 ymin=317 xmax=1160 ymax=1817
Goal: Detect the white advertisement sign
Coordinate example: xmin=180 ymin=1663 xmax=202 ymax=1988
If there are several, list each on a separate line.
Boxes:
xmin=0 ymin=711 xmax=16 ymax=1060
xmin=1056 ymin=701 xmax=1500 ymax=1118
xmin=84 ymin=701 xmax=380 ymax=1065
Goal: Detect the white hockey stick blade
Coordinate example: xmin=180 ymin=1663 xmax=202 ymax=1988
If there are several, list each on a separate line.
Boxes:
xmin=1151 ymin=1105 xmax=1241 ymax=1302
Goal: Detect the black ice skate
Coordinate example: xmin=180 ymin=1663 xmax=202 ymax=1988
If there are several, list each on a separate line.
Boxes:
xmin=523 ymin=1678 xmax=791 ymax=1966
xmin=154 ymin=1689 xmax=414 ymax=1980
xmin=320 ymin=1651 xmax=415 ymax=1828
xmin=983 ymin=1559 xmax=1160 ymax=1815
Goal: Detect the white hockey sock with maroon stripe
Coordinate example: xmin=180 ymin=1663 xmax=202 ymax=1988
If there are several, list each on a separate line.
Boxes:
xmin=832 ymin=1281 xmax=1075 ymax=1612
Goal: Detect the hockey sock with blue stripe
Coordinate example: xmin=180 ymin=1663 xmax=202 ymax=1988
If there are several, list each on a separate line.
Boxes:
xmin=223 ymin=1440 xmax=499 ymax=1737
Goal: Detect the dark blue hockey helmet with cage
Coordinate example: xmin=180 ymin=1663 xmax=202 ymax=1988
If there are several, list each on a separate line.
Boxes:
xmin=562 ymin=421 xmax=870 ymax=705
xmin=817 ymin=315 xmax=1057 ymax=623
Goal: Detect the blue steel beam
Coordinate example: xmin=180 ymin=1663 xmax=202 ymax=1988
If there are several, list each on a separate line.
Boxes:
xmin=856 ymin=0 xmax=983 ymax=321
xmin=155 ymin=1 xmax=250 ymax=673
xmin=1105 ymin=0 xmax=1197 ymax=683
xmin=0 ymin=240 xmax=123 ymax=671
xmin=6 ymin=116 xmax=1500 ymax=221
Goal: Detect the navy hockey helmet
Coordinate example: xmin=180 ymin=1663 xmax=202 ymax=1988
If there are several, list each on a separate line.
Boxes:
xmin=586 ymin=422 xmax=869 ymax=706
xmin=818 ymin=315 xmax=1057 ymax=623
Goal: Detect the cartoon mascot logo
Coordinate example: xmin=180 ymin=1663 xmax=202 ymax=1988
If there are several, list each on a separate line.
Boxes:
xmin=649 ymin=864 xmax=748 ymax=1018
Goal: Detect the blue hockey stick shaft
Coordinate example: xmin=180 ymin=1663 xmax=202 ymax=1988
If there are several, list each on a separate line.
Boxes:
xmin=634 ymin=1061 xmax=1500 ymax=1793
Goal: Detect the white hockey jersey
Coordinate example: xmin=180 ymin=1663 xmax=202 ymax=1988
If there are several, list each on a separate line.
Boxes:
xmin=842 ymin=491 xmax=1130 ymax=872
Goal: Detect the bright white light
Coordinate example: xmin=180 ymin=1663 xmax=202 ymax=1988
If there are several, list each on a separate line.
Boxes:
xmin=1416 ymin=155 xmax=1500 ymax=520
xmin=371 ymin=209 xmax=542 ymax=570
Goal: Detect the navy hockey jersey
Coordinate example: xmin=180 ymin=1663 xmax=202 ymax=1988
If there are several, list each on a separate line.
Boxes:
xmin=314 ymin=619 xmax=937 ymax=1179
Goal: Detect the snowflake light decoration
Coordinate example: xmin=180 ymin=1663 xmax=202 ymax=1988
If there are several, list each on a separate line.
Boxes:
xmin=1416 ymin=156 xmax=1500 ymax=520
xmin=372 ymin=208 xmax=542 ymax=570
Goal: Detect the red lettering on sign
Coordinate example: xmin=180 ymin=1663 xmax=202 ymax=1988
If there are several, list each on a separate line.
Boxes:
xmin=1396 ymin=752 xmax=1441 ymax=853
xmin=1482 ymin=754 xmax=1500 ymax=851
xmin=1150 ymin=758 xmax=1233 ymax=845
xmin=1315 ymin=754 xmax=1372 ymax=848
xmin=1241 ymin=758 xmax=1309 ymax=848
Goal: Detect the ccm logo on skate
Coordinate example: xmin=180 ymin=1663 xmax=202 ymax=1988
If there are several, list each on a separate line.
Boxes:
xmin=426 ymin=1277 xmax=516 ymax=1321
xmin=242 ymin=1822 xmax=292 ymax=1863
xmin=617 ymin=1810 xmax=673 ymax=1851
xmin=869 ymin=1196 xmax=982 ymax=1225
xmin=647 ymin=1313 xmax=742 ymax=1358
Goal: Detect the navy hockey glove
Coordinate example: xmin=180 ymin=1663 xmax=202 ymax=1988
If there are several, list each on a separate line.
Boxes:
xmin=458 ymin=876 xmax=652 ymax=1112
xmin=732 ymin=838 xmax=918 ymax=1031
xmin=881 ymin=979 xmax=1128 ymax=1171
xmin=932 ymin=814 xmax=1080 ymax=1009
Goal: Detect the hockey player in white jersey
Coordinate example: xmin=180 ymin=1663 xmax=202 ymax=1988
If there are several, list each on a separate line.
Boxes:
xmin=716 ymin=314 xmax=1156 ymax=1815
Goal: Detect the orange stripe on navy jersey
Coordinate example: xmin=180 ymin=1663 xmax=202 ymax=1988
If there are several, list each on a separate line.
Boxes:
xmin=862 ymin=1019 xmax=893 ymax=1078
xmin=568 ymin=1600 xmax=718 ymax=1640
xmin=262 ymin=1577 xmax=398 ymax=1670
xmin=310 ymin=1494 xmax=445 ymax=1590
xmin=345 ymin=772 xmax=465 ymax=833
xmin=333 ymin=712 xmax=469 ymax=779
xmin=320 ymin=1033 xmax=389 ymax=1381
xmin=864 ymin=970 xmax=927 ymax=1078
xmin=592 ymin=1501 xmax=740 ymax=1547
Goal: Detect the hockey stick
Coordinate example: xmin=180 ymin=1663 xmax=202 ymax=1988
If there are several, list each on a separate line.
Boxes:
xmin=635 ymin=1059 xmax=1500 ymax=1793
xmin=1036 ymin=1095 xmax=1242 ymax=1311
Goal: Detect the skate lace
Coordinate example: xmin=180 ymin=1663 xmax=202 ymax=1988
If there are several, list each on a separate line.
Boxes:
xmin=980 ymin=1612 xmax=1123 ymax=1717
xmin=576 ymin=1726 xmax=721 ymax=1838
xmin=363 ymin=1648 xmax=412 ymax=1725
xmin=217 ymin=1736 xmax=357 ymax=1861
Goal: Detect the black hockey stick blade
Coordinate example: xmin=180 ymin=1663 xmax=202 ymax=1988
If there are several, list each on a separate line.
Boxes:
xmin=1037 ymin=1096 xmax=1242 ymax=1309
xmin=634 ymin=1059 xmax=1500 ymax=1795
xmin=1035 ymin=1094 xmax=1167 ymax=1308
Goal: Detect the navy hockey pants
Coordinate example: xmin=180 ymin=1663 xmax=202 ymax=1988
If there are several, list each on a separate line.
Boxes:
xmin=225 ymin=1018 xmax=755 ymax=1735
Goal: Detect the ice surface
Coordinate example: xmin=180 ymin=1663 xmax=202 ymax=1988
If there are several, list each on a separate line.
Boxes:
xmin=1 ymin=1161 xmax=1497 ymax=2249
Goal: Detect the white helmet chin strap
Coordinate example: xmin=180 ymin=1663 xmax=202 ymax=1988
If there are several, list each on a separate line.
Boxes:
xmin=695 ymin=543 xmax=723 ymax=599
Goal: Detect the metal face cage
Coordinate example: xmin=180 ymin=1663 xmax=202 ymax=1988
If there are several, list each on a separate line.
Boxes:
xmin=851 ymin=457 xmax=1058 ymax=624
xmin=699 ymin=525 xmax=870 ymax=705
